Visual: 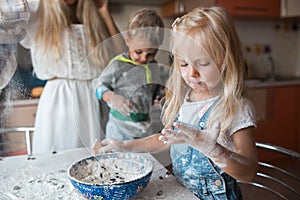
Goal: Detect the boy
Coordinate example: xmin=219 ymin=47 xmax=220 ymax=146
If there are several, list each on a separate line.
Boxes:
xmin=96 ymin=9 xmax=167 ymax=140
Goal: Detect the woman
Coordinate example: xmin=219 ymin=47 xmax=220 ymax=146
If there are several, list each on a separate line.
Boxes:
xmin=20 ymin=0 xmax=125 ymax=154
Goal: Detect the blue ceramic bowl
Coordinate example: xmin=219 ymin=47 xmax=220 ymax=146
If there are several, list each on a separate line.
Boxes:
xmin=68 ymin=152 xmax=153 ymax=200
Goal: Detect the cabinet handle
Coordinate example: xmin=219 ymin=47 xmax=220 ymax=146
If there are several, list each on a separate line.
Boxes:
xmin=178 ymin=0 xmax=185 ymax=14
xmin=267 ymin=89 xmax=274 ymax=120
xmin=234 ymin=6 xmax=269 ymax=13
xmin=281 ymin=0 xmax=287 ymax=16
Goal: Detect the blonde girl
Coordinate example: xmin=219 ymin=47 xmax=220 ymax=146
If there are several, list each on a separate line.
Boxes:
xmin=94 ymin=6 xmax=258 ymax=199
xmin=19 ymin=0 xmax=125 ymax=154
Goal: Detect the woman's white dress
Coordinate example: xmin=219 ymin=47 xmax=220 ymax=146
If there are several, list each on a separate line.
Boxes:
xmin=21 ymin=1 xmax=105 ymax=154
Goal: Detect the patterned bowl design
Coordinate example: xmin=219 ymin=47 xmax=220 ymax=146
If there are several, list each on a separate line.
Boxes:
xmin=68 ymin=152 xmax=153 ymax=200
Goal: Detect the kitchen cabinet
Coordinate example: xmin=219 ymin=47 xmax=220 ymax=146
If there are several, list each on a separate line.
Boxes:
xmin=110 ymin=0 xmax=171 ymax=6
xmin=247 ymin=85 xmax=300 ymax=162
xmin=216 ymin=0 xmax=300 ymax=18
xmin=216 ymin=0 xmax=280 ymax=18
xmin=0 ymin=99 xmax=38 ymax=156
xmin=281 ymin=0 xmax=300 ymax=18
xmin=161 ymin=0 xmax=215 ymax=18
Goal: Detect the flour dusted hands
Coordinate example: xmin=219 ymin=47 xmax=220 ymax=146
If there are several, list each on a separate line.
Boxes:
xmin=93 ymin=139 xmax=124 ymax=154
xmin=111 ymin=93 xmax=134 ymax=115
xmin=159 ymin=121 xmax=221 ymax=157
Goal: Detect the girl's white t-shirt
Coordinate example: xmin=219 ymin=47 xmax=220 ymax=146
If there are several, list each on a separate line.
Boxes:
xmin=178 ymin=94 xmax=256 ymax=151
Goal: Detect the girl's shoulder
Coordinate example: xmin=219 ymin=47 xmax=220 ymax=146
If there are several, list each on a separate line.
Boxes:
xmin=228 ymin=97 xmax=256 ymax=121
xmin=231 ymin=98 xmax=257 ymax=131
xmin=240 ymin=98 xmax=256 ymax=114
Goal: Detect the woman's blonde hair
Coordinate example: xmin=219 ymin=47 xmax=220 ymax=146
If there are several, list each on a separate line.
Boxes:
xmin=35 ymin=0 xmax=111 ymax=68
xmin=162 ymin=6 xmax=246 ymax=134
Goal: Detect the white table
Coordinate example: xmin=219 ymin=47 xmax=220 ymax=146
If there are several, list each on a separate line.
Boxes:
xmin=0 ymin=148 xmax=198 ymax=199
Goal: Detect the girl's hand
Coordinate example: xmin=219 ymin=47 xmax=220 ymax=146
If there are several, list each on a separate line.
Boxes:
xmin=93 ymin=138 xmax=124 ymax=154
xmin=159 ymin=121 xmax=221 ymax=156
xmin=111 ymin=93 xmax=134 ymax=115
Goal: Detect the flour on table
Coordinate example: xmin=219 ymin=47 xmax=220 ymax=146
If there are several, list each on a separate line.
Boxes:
xmin=10 ymin=169 xmax=84 ymax=200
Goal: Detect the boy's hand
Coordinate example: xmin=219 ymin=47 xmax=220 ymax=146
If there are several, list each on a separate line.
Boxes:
xmin=111 ymin=93 xmax=134 ymax=115
xmin=159 ymin=121 xmax=221 ymax=156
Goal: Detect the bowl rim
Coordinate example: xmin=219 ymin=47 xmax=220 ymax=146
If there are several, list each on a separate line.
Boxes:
xmin=67 ymin=152 xmax=153 ymax=186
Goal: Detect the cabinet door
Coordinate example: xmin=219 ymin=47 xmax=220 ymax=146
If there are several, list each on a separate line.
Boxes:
xmin=216 ymin=0 xmax=281 ymax=18
xmin=161 ymin=0 xmax=215 ymax=18
xmin=4 ymin=104 xmax=37 ymax=127
xmin=253 ymin=86 xmax=299 ymax=162
xmin=247 ymin=88 xmax=267 ymax=121
xmin=298 ymin=87 xmax=300 ymax=153
xmin=0 ymin=103 xmax=37 ymax=156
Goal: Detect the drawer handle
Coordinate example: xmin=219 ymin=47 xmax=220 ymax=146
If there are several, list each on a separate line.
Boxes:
xmin=234 ymin=6 xmax=269 ymax=12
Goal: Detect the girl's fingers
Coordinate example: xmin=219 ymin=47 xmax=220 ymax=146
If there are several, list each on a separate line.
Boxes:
xmin=160 ymin=129 xmax=188 ymax=144
xmin=159 ymin=135 xmax=179 ymax=144
xmin=173 ymin=122 xmax=200 ymax=135
xmin=100 ymin=138 xmax=114 ymax=146
xmin=92 ymin=139 xmax=102 ymax=155
xmin=158 ymin=135 xmax=169 ymax=144
xmin=161 ymin=128 xmax=172 ymax=134
xmin=99 ymin=145 xmax=114 ymax=153
xmin=160 ymin=129 xmax=176 ymax=143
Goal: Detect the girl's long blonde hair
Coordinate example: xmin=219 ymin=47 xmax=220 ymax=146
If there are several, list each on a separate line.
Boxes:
xmin=35 ymin=0 xmax=111 ymax=68
xmin=162 ymin=6 xmax=246 ymax=134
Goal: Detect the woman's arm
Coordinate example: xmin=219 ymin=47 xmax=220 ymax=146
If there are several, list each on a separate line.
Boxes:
xmin=96 ymin=0 xmax=126 ymax=51
xmin=97 ymin=0 xmax=119 ymax=36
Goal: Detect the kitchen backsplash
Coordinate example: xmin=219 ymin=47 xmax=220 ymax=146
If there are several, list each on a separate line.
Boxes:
xmin=235 ymin=19 xmax=300 ymax=79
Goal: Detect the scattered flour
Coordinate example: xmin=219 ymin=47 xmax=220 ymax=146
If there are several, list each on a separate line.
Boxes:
xmin=9 ymin=169 xmax=84 ymax=200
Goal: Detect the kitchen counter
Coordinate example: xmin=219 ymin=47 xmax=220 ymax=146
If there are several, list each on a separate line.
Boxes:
xmin=245 ymin=79 xmax=300 ymax=88
xmin=1 ymin=79 xmax=300 ymax=104
xmin=0 ymin=98 xmax=39 ymax=107
xmin=0 ymin=148 xmax=198 ymax=200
